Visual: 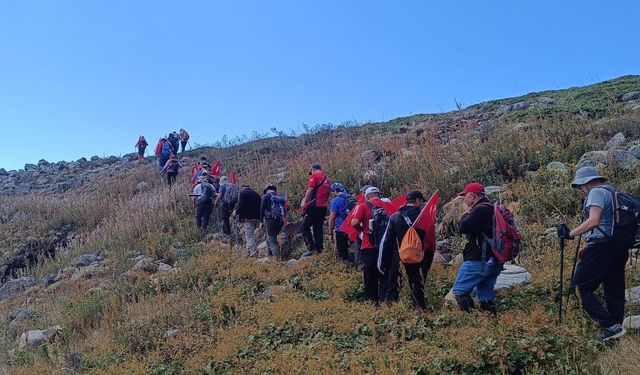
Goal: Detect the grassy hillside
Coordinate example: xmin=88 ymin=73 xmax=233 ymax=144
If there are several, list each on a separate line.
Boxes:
xmin=1 ymin=76 xmax=640 ymax=374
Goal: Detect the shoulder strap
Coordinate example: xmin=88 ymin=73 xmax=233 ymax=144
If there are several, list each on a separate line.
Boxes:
xmin=315 ymin=175 xmax=327 ymax=190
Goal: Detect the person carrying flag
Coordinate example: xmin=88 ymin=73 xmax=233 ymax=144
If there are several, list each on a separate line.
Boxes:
xmin=378 ymin=190 xmax=436 ymax=310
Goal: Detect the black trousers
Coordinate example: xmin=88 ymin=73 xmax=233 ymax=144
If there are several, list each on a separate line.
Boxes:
xmin=571 ymin=242 xmax=629 ymax=328
xmin=180 ymin=140 xmax=187 ymax=152
xmin=381 ymin=251 xmax=434 ymax=310
xmin=301 ymin=206 xmax=327 ymax=252
xmin=360 ymin=247 xmax=381 ymax=303
xmin=335 ymin=231 xmax=350 ymax=261
xmin=195 ymin=201 xmax=213 ymax=229
xmin=167 ymin=171 xmax=177 ymax=186
xmin=220 ymin=202 xmax=235 ymax=235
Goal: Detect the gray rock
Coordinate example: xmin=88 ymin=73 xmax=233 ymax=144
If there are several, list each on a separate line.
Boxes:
xmin=164 ymin=328 xmax=179 ymax=338
xmin=70 ymin=263 xmax=100 ymax=281
xmin=537 ymin=97 xmax=558 ymax=106
xmin=449 ymin=254 xmax=463 ymax=266
xmin=612 ymin=150 xmax=640 ymax=170
xmin=626 ymin=286 xmax=640 ymax=304
xmin=134 ymin=257 xmax=157 ymax=272
xmin=0 ymin=277 xmax=36 ymax=301
xmin=24 ymin=163 xmax=38 ymax=171
xmin=56 ymin=180 xmax=76 ymax=193
xmin=10 ymin=308 xmax=35 ymax=326
xmin=37 ymin=159 xmax=49 ymax=167
xmin=360 ymin=149 xmax=381 ymax=164
xmin=287 ymin=259 xmax=299 ymax=267
xmin=259 ymin=285 xmax=286 ymax=300
xmin=627 ymin=144 xmax=640 ymax=159
xmin=497 ymin=101 xmax=530 ymax=116
xmin=546 ymin=161 xmax=569 ymax=176
xmin=494 ymin=264 xmax=532 ymax=290
xmin=0 ymin=168 xmax=8 ymax=176
xmin=157 ymin=262 xmax=173 ymax=273
xmin=623 ymin=315 xmax=640 ymax=330
xmin=18 ymin=330 xmax=47 ymax=350
xmin=621 ymin=91 xmax=640 ymax=102
xmin=605 ymin=132 xmax=626 ymax=150
xmin=135 ymin=181 xmax=149 ymax=193
xmin=71 ymin=254 xmax=100 ymax=268
xmin=90 ymin=156 xmax=100 ymax=161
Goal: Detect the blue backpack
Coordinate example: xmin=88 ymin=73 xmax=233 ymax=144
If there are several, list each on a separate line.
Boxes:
xmin=161 ymin=142 xmax=172 ymax=157
xmin=267 ymin=194 xmax=287 ymax=220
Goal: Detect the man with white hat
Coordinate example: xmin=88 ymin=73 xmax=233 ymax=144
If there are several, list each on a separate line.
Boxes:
xmin=557 ymin=166 xmax=628 ymax=341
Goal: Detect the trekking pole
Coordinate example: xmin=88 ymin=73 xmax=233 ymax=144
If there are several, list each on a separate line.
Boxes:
xmin=558 ymin=238 xmax=565 ymax=324
xmin=566 ymin=235 xmax=582 ymax=307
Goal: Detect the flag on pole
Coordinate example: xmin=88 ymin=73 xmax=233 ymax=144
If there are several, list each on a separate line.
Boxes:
xmin=412 ymin=190 xmax=439 ymax=252
xmin=230 ymin=170 xmax=237 ymax=184
xmin=211 ymin=161 xmax=222 ymax=176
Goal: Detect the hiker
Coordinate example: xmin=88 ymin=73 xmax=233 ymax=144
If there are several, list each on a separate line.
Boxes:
xmin=168 ymin=132 xmax=180 ymax=155
xmin=160 ymin=154 xmax=182 ymax=186
xmin=300 ymin=163 xmax=332 ymax=256
xmin=452 ymin=183 xmax=503 ymax=315
xmin=328 ymin=183 xmax=355 ymax=266
xmin=557 ymin=166 xmax=630 ymax=341
xmin=215 ymin=176 xmax=239 ymax=236
xmin=179 ymin=128 xmax=190 ymax=152
xmin=192 ymin=176 xmax=216 ymax=230
xmin=351 ymin=186 xmax=386 ymax=303
xmin=378 ymin=190 xmax=434 ymax=310
xmin=235 ymin=185 xmax=261 ymax=257
xmin=155 ymin=137 xmax=172 ymax=169
xmin=260 ymin=184 xmax=288 ymax=259
xmin=135 ymin=136 xmax=148 ymax=160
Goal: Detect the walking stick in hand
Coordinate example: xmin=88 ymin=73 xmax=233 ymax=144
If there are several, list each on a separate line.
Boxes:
xmin=558 ymin=238 xmax=565 ymax=324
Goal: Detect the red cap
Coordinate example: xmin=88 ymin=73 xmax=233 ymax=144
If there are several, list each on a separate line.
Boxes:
xmin=457 ymin=182 xmax=484 ymax=196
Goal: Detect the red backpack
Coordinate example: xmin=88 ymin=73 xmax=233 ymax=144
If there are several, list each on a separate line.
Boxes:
xmin=480 ymin=202 xmax=522 ymax=262
xmin=154 ymin=139 xmax=164 ymax=156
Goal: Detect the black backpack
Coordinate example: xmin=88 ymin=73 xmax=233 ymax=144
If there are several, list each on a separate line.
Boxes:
xmin=591 ymin=186 xmax=640 ymax=248
xmin=366 ymin=201 xmax=389 ymax=248
xmin=198 ymin=183 xmax=214 ymax=204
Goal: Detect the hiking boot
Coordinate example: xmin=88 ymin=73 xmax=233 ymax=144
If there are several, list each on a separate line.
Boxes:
xmin=598 ymin=324 xmax=626 ymax=342
xmin=301 ymin=250 xmax=318 ymax=257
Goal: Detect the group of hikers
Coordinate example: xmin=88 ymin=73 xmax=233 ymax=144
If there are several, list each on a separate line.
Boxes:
xmin=134 ymin=129 xmax=191 ymax=185
xmin=132 ymin=127 xmax=637 ymax=344
xmin=186 ymin=159 xmax=639 ymax=342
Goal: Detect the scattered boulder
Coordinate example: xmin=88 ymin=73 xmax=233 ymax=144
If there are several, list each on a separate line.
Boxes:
xmin=70 ymin=263 xmax=101 ymax=281
xmin=257 ymin=241 xmax=268 ymax=256
xmin=605 ymin=132 xmax=626 ymax=150
xmin=134 ymin=257 xmax=157 ymax=273
xmin=0 ymin=277 xmax=36 ymax=301
xmin=360 ymin=149 xmax=381 ymax=164
xmin=626 ymin=286 xmax=640 ymax=304
xmin=494 ymin=264 xmax=532 ymax=290
xmin=259 ymin=285 xmax=287 ymax=300
xmin=172 ymin=244 xmax=191 ymax=260
xmin=287 ymin=259 xmax=299 ymax=267
xmin=437 ymin=196 xmax=466 ymax=235
xmin=621 ymin=91 xmax=640 ymax=102
xmin=484 ymin=185 xmax=501 ymax=196
xmin=576 ymin=150 xmax=640 ymax=170
xmin=157 ymin=262 xmax=173 ymax=273
xmin=537 ymin=97 xmax=558 ymax=106
xmin=627 ymin=143 xmax=640 ymax=159
xmin=496 ymin=101 xmax=529 ymax=116
xmin=10 ymin=308 xmax=35 ymax=326
xmin=623 ymin=315 xmax=640 ymax=330
xmin=18 ymin=325 xmax=62 ymax=350
xmin=71 ymin=254 xmax=101 ymax=268
xmin=256 ymin=257 xmax=271 ymax=264
xmin=164 ymin=328 xmax=179 ymax=338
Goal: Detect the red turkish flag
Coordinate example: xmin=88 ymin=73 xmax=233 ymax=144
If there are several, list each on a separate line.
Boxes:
xmin=211 ymin=161 xmax=222 ymax=176
xmin=230 ymin=170 xmax=237 ymax=184
xmin=413 ymin=190 xmax=439 ymax=252
xmin=338 ymin=194 xmax=406 ymax=242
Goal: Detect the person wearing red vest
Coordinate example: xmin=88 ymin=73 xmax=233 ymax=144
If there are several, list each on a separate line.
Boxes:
xmin=300 ymin=163 xmax=331 ymax=257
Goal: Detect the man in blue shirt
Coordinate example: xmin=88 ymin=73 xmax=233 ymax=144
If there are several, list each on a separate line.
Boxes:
xmin=558 ymin=166 xmax=628 ymax=341
xmin=328 ymin=183 xmax=354 ymax=266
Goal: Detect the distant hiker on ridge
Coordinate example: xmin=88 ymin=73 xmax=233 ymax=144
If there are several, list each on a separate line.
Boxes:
xmin=179 ymin=128 xmax=190 ymax=153
xmin=168 ymin=131 xmax=180 ymax=156
xmin=135 ymin=135 xmax=148 ymax=160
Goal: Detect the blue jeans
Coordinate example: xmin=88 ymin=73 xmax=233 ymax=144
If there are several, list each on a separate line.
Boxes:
xmin=453 ymin=260 xmax=503 ymax=302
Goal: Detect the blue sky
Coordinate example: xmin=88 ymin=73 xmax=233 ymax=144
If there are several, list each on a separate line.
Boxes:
xmin=0 ymin=1 xmax=638 ymax=170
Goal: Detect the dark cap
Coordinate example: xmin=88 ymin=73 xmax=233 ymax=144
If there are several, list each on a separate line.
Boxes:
xmin=406 ymin=190 xmax=425 ymax=202
xmin=309 ymin=163 xmax=322 ymax=174
xmin=263 ymin=184 xmax=277 ymax=194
